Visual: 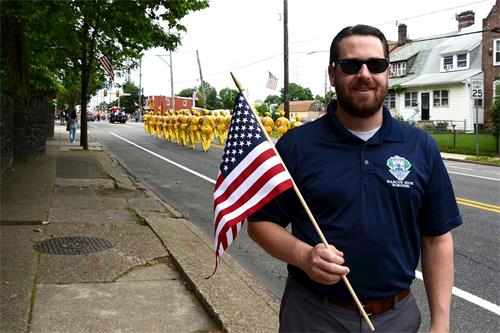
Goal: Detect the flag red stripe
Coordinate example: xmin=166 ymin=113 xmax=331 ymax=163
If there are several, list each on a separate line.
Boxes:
xmin=214 ymin=179 xmax=293 ymax=255
xmin=214 ymin=163 xmax=287 ymax=228
xmin=214 ymin=148 xmax=275 ymax=207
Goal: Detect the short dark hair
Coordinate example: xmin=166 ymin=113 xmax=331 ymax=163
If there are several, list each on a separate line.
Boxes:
xmin=329 ymin=24 xmax=389 ymax=65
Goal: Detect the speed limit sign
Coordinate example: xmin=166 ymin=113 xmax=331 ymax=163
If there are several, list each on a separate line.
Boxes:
xmin=471 ymin=80 xmax=483 ymax=99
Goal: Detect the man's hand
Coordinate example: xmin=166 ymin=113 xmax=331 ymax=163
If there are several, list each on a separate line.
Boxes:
xmin=248 ymin=221 xmax=349 ymax=285
xmin=301 ymin=244 xmax=350 ymax=285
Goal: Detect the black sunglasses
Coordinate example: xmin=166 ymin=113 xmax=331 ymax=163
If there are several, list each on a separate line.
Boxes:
xmin=335 ymin=58 xmax=389 ymax=75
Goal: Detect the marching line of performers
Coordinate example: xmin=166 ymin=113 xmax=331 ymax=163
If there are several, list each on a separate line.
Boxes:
xmin=143 ymin=109 xmax=304 ymax=152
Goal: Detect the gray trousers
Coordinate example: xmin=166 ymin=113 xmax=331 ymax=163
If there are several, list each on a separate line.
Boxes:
xmin=279 ymin=277 xmax=421 ymax=333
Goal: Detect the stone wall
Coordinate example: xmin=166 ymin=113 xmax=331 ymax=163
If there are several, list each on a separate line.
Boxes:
xmin=1 ymin=95 xmax=53 ymax=174
xmin=0 ymin=107 xmax=14 ymax=174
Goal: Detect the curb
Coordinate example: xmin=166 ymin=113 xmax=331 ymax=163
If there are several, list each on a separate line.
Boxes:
xmin=94 ymin=140 xmax=280 ymax=332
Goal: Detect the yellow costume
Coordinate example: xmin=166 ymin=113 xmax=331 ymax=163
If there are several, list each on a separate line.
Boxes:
xmin=155 ymin=112 xmax=163 ymax=139
xmin=275 ymin=111 xmax=291 ymax=138
xmin=178 ymin=110 xmax=189 ymax=146
xmin=215 ymin=112 xmax=228 ymax=145
xmin=143 ymin=113 xmax=150 ymax=134
xmin=187 ymin=111 xmax=200 ymax=149
xmin=292 ymin=116 xmax=303 ymax=128
xmin=261 ymin=112 xmax=274 ymax=138
xmin=147 ymin=111 xmax=155 ymax=136
xmin=200 ymin=110 xmax=215 ymax=152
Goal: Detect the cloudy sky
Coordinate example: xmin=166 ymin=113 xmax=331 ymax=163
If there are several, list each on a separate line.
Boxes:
xmin=95 ymin=0 xmax=496 ymax=106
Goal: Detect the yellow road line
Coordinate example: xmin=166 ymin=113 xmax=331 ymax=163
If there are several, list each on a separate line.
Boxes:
xmin=456 ymin=198 xmax=500 ymax=214
xmin=456 ymin=197 xmax=500 ymax=210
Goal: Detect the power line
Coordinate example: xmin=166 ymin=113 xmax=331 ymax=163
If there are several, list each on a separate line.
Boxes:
xmin=288 ymin=0 xmax=491 ymax=46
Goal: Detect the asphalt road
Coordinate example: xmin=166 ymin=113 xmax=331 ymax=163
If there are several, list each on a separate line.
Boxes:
xmin=88 ymin=121 xmax=499 ymax=333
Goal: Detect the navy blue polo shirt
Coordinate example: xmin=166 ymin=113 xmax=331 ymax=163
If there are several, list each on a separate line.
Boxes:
xmin=248 ymin=101 xmax=462 ymax=301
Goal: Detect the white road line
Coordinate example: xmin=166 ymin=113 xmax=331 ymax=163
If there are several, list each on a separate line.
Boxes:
xmin=415 ymin=271 xmax=500 ymax=315
xmin=448 ymin=171 xmax=500 ymax=182
xmin=111 ymin=133 xmax=216 ymax=184
xmin=446 ymin=165 xmax=473 ymax=171
xmin=112 ymin=133 xmax=500 ymax=316
xmin=88 ymin=124 xmax=97 ymax=128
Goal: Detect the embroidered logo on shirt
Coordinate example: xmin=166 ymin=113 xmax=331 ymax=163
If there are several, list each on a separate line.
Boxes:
xmin=386 ymin=155 xmax=414 ymax=188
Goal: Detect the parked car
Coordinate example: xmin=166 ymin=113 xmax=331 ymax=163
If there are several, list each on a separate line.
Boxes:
xmin=109 ymin=108 xmax=127 ymax=124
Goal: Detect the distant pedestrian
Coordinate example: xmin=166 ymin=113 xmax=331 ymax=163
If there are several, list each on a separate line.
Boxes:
xmin=69 ymin=110 xmax=78 ymax=143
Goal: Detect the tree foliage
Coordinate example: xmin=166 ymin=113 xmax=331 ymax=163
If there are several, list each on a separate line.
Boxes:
xmin=281 ymin=83 xmax=314 ymax=101
xmin=264 ymin=95 xmax=282 ymax=107
xmin=218 ymin=87 xmax=239 ymax=110
xmin=1 ymin=0 xmax=209 ymax=149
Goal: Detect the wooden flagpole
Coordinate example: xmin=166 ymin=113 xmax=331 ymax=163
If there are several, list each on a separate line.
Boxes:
xmin=230 ymin=72 xmax=375 ymax=331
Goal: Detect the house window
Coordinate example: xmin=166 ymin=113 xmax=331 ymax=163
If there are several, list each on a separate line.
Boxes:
xmin=494 ymin=39 xmax=500 ymax=65
xmin=404 ymin=92 xmax=418 ymax=107
xmin=433 ymin=90 xmax=449 ymax=107
xmin=494 ymin=80 xmax=500 ymax=99
xmin=183 ymin=100 xmax=187 ymax=107
xmin=474 ymin=99 xmax=483 ymax=107
xmin=457 ymin=54 xmax=467 ymax=68
xmin=384 ymin=91 xmax=396 ymax=108
xmin=389 ymin=63 xmax=396 ymax=77
xmin=389 ymin=62 xmax=406 ymax=78
xmin=443 ymin=56 xmax=453 ymax=70
xmin=167 ymin=100 xmax=170 ymax=106
xmin=397 ymin=62 xmax=406 ymax=76
xmin=442 ymin=53 xmax=469 ymax=71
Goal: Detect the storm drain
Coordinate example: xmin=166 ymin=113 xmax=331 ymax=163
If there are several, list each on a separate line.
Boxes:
xmin=34 ymin=236 xmax=114 ymax=255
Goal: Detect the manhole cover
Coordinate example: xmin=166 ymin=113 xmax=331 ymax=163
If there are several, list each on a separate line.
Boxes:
xmin=34 ymin=236 xmax=113 ymax=255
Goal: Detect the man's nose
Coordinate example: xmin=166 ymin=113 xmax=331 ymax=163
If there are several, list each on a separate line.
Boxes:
xmin=356 ymin=63 xmax=371 ymax=77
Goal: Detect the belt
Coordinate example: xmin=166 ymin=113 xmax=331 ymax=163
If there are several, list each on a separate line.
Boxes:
xmin=323 ymin=288 xmax=410 ymax=316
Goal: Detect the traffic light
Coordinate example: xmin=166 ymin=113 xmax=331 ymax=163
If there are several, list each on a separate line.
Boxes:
xmin=116 ymin=90 xmax=120 ymax=97
xmin=104 ymin=89 xmax=108 ymax=97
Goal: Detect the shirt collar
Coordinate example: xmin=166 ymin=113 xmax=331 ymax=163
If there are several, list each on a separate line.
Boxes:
xmin=324 ymin=100 xmax=404 ymax=144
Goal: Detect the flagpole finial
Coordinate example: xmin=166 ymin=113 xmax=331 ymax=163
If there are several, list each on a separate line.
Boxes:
xmin=230 ymin=72 xmax=245 ymax=93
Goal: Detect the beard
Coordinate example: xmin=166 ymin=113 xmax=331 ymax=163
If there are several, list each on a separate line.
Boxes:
xmin=335 ymin=80 xmax=388 ymax=118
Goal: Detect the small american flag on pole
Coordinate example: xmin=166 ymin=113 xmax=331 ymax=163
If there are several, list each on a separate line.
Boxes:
xmin=209 ymin=93 xmax=293 ymax=276
xmin=99 ymin=55 xmax=114 ymax=81
xmin=266 ymin=71 xmax=278 ymax=90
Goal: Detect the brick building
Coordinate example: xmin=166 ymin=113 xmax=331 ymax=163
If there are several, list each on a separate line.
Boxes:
xmin=146 ymin=96 xmax=195 ymax=113
xmin=482 ymin=1 xmax=500 ymax=125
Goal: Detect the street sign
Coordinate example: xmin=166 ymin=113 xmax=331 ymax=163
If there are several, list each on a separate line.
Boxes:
xmin=471 ymin=80 xmax=483 ymax=99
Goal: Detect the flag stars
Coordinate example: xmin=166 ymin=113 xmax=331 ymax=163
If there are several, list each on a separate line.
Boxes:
xmin=238 ymin=149 xmax=244 ymax=155
xmin=231 ymin=157 xmax=236 ymax=163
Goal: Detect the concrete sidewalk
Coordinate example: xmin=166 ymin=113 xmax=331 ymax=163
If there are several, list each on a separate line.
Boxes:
xmin=1 ymin=124 xmax=280 ymax=333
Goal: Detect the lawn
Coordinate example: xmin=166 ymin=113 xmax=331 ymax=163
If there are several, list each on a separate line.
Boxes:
xmin=430 ymin=133 xmax=499 ymax=156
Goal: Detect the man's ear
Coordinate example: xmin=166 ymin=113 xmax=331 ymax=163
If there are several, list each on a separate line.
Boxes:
xmin=328 ymin=64 xmax=335 ymax=87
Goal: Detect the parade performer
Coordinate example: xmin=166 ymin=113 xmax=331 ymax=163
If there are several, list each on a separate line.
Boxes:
xmin=261 ymin=112 xmax=274 ymax=137
xmin=179 ymin=110 xmax=189 ymax=146
xmin=143 ymin=111 xmax=150 ymax=134
xmin=200 ymin=109 xmax=215 ymax=152
xmin=147 ymin=111 xmax=155 ymax=136
xmin=292 ymin=116 xmax=303 ymax=128
xmin=275 ymin=110 xmax=291 ymax=138
xmin=215 ymin=111 xmax=228 ymax=145
xmin=187 ymin=110 xmax=200 ymax=149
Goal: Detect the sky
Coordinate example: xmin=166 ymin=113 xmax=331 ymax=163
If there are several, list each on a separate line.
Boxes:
xmin=94 ymin=0 xmax=496 ymax=107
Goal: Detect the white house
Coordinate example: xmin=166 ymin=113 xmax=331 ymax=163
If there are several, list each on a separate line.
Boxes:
xmin=387 ymin=12 xmax=484 ymax=132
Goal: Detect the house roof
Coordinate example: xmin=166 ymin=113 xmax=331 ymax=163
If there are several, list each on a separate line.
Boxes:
xmin=277 ymin=100 xmax=325 ymax=112
xmin=389 ymin=24 xmax=483 ymax=88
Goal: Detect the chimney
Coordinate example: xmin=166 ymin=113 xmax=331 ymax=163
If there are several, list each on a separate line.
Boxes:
xmin=456 ymin=10 xmax=475 ymax=30
xmin=398 ymin=24 xmax=407 ymax=45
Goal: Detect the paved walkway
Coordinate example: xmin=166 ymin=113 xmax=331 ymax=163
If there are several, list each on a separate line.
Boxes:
xmin=1 ymin=124 xmax=280 ymax=333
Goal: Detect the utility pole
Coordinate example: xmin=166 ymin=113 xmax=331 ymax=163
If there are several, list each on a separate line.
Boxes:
xmin=196 ymin=50 xmax=207 ymax=109
xmin=169 ymin=51 xmax=174 ymax=113
xmin=156 ymin=53 xmax=175 ymax=113
xmin=138 ymin=57 xmax=143 ymax=119
xmin=283 ymin=0 xmax=290 ymax=119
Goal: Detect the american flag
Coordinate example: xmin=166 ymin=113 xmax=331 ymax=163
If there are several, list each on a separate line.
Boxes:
xmin=210 ymin=93 xmax=293 ymax=276
xmin=99 ymin=55 xmax=114 ymax=81
xmin=266 ymin=71 xmax=278 ymax=90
